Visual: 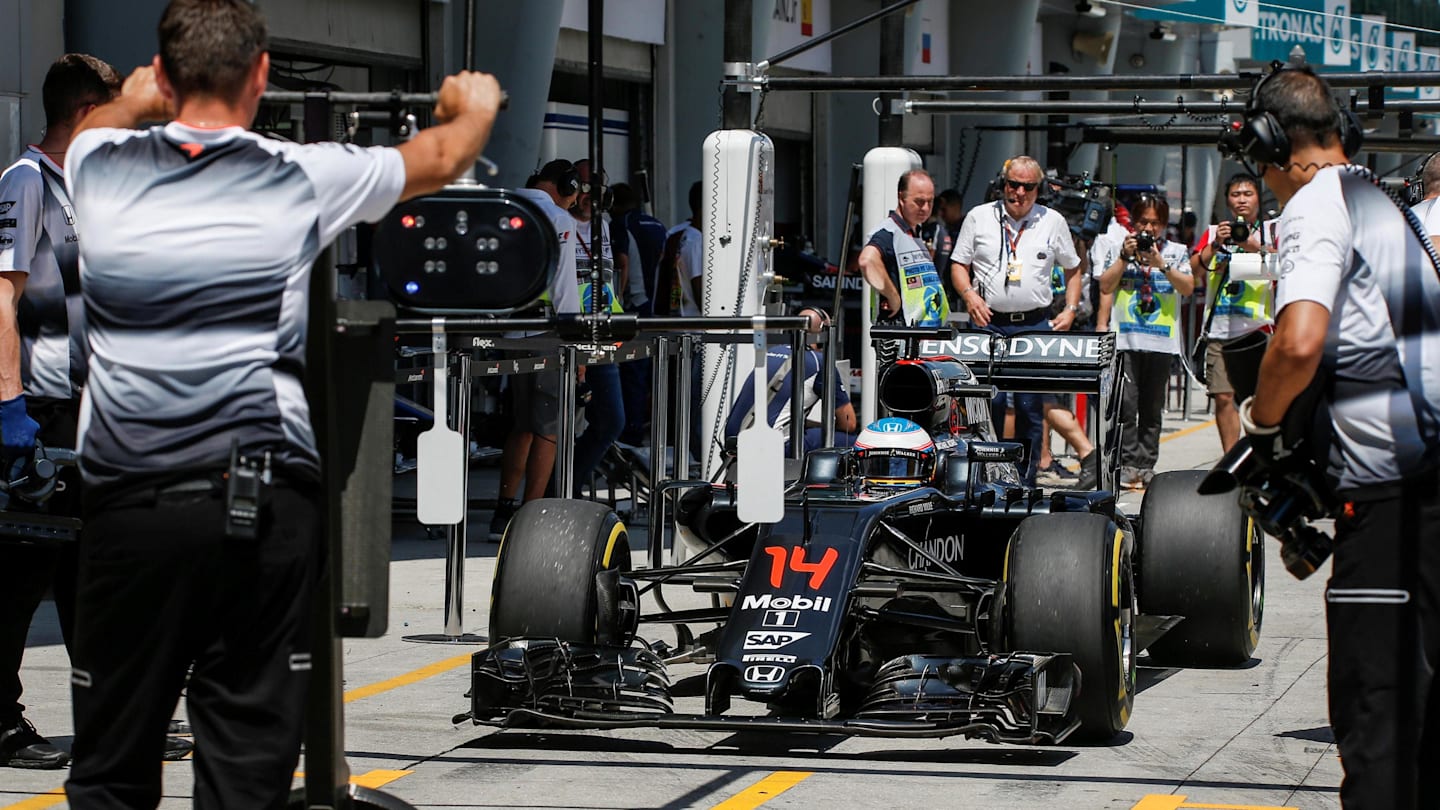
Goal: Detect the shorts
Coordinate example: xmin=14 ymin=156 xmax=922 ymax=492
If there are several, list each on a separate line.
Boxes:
xmin=1204 ymin=340 xmax=1233 ymax=396
xmin=1205 ymin=331 xmax=1268 ymax=401
xmin=511 ymin=366 xmax=561 ymax=435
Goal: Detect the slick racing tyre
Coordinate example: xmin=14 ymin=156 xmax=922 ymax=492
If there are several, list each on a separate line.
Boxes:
xmin=1004 ymin=512 xmax=1136 ymax=742
xmin=489 ymin=498 xmax=631 ymax=644
xmin=289 ymin=784 xmax=416 ymax=809
xmin=1138 ymin=469 xmax=1263 ymax=667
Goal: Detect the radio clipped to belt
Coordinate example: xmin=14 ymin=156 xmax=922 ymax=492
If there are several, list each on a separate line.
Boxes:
xmin=225 ymin=438 xmax=272 ymax=540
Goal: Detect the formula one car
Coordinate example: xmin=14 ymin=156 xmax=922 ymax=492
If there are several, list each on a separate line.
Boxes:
xmin=461 ymin=328 xmax=1263 ymax=744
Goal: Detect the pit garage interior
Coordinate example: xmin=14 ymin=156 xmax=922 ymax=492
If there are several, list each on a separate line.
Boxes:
xmin=4 ymin=0 xmax=1437 ymax=808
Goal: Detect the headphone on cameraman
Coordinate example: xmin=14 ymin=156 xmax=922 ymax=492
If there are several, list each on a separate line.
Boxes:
xmin=532 ymin=159 xmax=580 ymax=197
xmin=1223 ymin=62 xmax=1364 ymax=168
xmin=1408 ymin=151 xmax=1440 ymax=205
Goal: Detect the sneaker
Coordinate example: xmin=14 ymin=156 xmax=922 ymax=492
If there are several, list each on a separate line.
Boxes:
xmin=1140 ymin=469 xmax=1156 ymax=488
xmin=0 ymin=717 xmax=69 ymax=770
xmin=488 ymin=498 xmax=519 ymax=542
xmin=1120 ymin=466 xmax=1146 ymax=491
xmin=1076 ymin=452 xmax=1098 ymax=490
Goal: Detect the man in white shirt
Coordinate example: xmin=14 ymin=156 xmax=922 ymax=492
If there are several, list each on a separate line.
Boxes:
xmin=663 ymin=181 xmax=703 ymax=317
xmin=949 ymin=155 xmax=1086 ymax=485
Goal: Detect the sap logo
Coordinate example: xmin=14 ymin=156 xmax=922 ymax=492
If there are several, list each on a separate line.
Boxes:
xmin=741 ymin=594 xmax=832 ymax=612
xmin=909 ymin=534 xmax=964 ymax=569
xmin=743 ymin=631 xmax=810 ymax=650
xmin=762 ymin=609 xmax=799 ymax=628
xmin=745 ymin=665 xmax=785 ymax=684
xmin=742 ymin=654 xmax=797 ymax=663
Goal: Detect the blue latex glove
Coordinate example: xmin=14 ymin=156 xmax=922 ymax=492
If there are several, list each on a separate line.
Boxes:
xmin=0 ymin=394 xmax=40 ymax=457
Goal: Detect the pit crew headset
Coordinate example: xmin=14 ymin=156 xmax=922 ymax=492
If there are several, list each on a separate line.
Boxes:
xmin=1219 ymin=61 xmax=1364 ymax=173
xmin=532 ymin=159 xmax=580 ymax=197
xmin=1407 ymin=152 xmax=1440 ymax=207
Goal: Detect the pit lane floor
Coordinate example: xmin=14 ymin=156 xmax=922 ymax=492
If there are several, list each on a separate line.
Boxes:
xmin=4 ymin=400 xmax=1341 ymax=809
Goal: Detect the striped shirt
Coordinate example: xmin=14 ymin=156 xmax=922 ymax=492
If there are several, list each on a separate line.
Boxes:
xmin=0 ymin=146 xmax=86 ymax=399
xmin=1275 ymin=166 xmax=1440 ymax=490
xmin=66 ymin=123 xmax=405 ymax=492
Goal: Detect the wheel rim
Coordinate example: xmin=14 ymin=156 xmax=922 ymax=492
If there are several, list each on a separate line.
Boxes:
xmin=1121 ymin=547 xmax=1137 ymax=698
xmin=1246 ymin=518 xmax=1264 ymax=648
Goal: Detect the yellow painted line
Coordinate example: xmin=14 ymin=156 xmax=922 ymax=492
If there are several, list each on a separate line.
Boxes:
xmin=1132 ymin=796 xmax=1298 ymax=810
xmin=712 ymin=771 xmax=812 ymax=809
xmin=1159 ymin=418 xmax=1217 ymax=444
xmin=343 ymin=651 xmax=472 ymax=703
xmin=351 ymin=769 xmax=412 ymax=789
xmin=0 ymin=788 xmax=66 ymax=810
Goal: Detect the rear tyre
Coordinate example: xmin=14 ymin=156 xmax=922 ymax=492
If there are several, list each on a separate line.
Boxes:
xmin=1005 ymin=512 xmax=1135 ymax=741
xmin=490 ymin=498 xmax=631 ymax=643
xmin=1138 ymin=470 xmax=1263 ymax=667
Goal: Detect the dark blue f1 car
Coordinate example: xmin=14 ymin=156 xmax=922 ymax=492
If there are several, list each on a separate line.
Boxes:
xmin=459 ymin=329 xmax=1263 ymax=744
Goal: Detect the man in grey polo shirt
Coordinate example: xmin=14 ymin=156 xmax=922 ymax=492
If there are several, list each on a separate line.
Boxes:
xmin=949 ymin=156 xmax=1086 ymax=485
xmin=61 ymin=0 xmax=504 ymax=804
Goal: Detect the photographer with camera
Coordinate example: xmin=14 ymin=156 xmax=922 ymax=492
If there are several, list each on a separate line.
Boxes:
xmin=1190 ymin=173 xmax=1273 ymax=452
xmin=1234 ymin=66 xmax=1440 ymax=809
xmin=1098 ymin=195 xmax=1193 ymax=490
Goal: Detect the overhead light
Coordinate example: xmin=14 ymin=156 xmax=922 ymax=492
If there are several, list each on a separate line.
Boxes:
xmin=1076 ymin=1 xmax=1106 ymax=18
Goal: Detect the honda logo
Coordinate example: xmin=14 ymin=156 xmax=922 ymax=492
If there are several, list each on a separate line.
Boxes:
xmin=744 ymin=665 xmax=785 ymax=684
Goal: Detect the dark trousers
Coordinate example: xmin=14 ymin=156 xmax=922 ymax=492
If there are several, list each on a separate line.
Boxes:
xmin=1326 ymin=472 xmax=1440 ymax=810
xmin=985 ymin=321 xmax=1045 ymax=486
xmin=66 ymin=483 xmax=321 ymax=810
xmin=618 ymin=358 xmax=651 ymax=444
xmin=1221 ymin=331 xmax=1268 ymax=404
xmin=572 ymin=363 xmax=625 ymax=495
xmin=0 ymin=397 xmax=80 ymax=726
xmin=1119 ymin=351 xmax=1172 ymax=473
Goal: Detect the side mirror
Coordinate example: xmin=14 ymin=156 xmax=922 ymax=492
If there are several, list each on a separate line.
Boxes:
xmin=967 ymin=441 xmax=1026 ymax=465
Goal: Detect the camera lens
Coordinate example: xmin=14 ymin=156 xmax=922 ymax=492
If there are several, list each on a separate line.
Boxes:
xmin=1229 ymin=221 xmax=1250 ymax=244
xmin=1135 ymin=233 xmax=1155 ymax=253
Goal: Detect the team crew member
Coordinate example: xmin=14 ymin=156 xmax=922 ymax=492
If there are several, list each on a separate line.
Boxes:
xmin=0 ymin=53 xmax=120 ymax=772
xmin=609 ymin=182 xmax=667 ymax=444
xmin=949 ymin=156 xmax=1085 ymax=486
xmin=1241 ymin=67 xmax=1440 ymax=809
xmin=62 ymin=1 xmax=504 ymax=805
xmin=1099 ymin=196 xmax=1193 ymax=490
xmin=490 ymin=159 xmax=583 ymax=540
xmin=859 ymin=169 xmax=948 ymax=327
xmin=1414 ymin=153 xmax=1440 ymax=253
xmin=662 ymin=181 xmax=703 ymax=317
xmin=1190 ymin=173 xmax=1273 ymax=452
xmin=723 ymin=307 xmax=858 ymax=453
xmin=569 ymin=158 xmax=626 ymax=495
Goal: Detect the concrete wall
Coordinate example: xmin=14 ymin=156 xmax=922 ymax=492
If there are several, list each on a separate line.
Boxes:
xmin=0 ymin=0 xmax=63 ymax=155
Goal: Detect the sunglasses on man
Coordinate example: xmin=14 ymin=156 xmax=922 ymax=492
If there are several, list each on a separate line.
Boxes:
xmin=1005 ymin=179 xmax=1039 ymax=192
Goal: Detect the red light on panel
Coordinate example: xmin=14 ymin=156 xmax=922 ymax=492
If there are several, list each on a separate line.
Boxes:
xmin=401 ymin=215 xmax=418 ymax=228
xmin=508 ymin=216 xmax=525 ymax=230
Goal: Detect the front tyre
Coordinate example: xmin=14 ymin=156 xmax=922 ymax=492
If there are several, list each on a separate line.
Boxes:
xmin=1004 ymin=512 xmax=1136 ymax=741
xmin=489 ymin=498 xmax=631 ymax=643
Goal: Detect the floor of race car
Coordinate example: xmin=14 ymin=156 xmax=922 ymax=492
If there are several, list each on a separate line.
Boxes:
xmin=7 ymin=412 xmax=1341 ymax=810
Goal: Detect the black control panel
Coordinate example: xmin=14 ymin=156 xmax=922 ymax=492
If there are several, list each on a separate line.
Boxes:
xmin=372 ymin=187 xmax=558 ymax=314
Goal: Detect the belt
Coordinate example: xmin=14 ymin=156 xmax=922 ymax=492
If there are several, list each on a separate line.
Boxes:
xmin=991 ymin=307 xmax=1048 ymax=324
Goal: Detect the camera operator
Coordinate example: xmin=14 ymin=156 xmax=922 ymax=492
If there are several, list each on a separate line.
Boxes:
xmin=61 ymin=1 xmax=504 ymax=805
xmin=1241 ymin=67 xmax=1440 ymax=809
xmin=1098 ymin=195 xmax=1193 ymax=490
xmin=1190 ymin=173 xmax=1273 ymax=452
xmin=950 ymin=156 xmax=1085 ymax=487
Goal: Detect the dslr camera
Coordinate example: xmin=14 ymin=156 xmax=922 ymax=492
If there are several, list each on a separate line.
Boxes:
xmin=1227 ymin=219 xmax=1251 ymax=245
xmin=1134 ymin=233 xmax=1156 ymax=254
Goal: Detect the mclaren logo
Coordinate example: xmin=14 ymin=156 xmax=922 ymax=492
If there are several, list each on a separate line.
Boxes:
xmin=744 ymin=665 xmax=786 ymax=684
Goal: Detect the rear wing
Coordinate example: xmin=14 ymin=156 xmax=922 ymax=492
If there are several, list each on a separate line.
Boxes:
xmin=873 ymin=327 xmax=1117 ymax=396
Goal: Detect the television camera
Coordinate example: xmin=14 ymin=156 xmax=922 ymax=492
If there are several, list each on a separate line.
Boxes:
xmin=1042 ymin=173 xmax=1113 ymax=241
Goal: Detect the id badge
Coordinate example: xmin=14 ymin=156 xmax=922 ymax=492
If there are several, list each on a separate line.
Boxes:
xmin=1006 ymin=260 xmax=1023 ymax=285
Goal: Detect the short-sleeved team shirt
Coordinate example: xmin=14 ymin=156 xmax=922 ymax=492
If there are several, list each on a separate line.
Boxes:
xmin=666 ymin=221 xmax=703 ymax=317
xmin=67 ymin=123 xmax=406 ymax=493
xmin=511 ymin=188 xmax=581 ymax=337
xmin=864 ymin=211 xmax=948 ymax=326
xmin=1274 ymin=165 xmax=1440 ymax=490
xmin=0 ymin=146 xmax=87 ymax=399
xmin=950 ymin=201 xmax=1080 ymax=313
xmin=1110 ymin=239 xmax=1191 ymax=355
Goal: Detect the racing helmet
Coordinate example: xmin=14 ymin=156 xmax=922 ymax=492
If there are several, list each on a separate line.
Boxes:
xmin=854 ymin=417 xmax=936 ymax=487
